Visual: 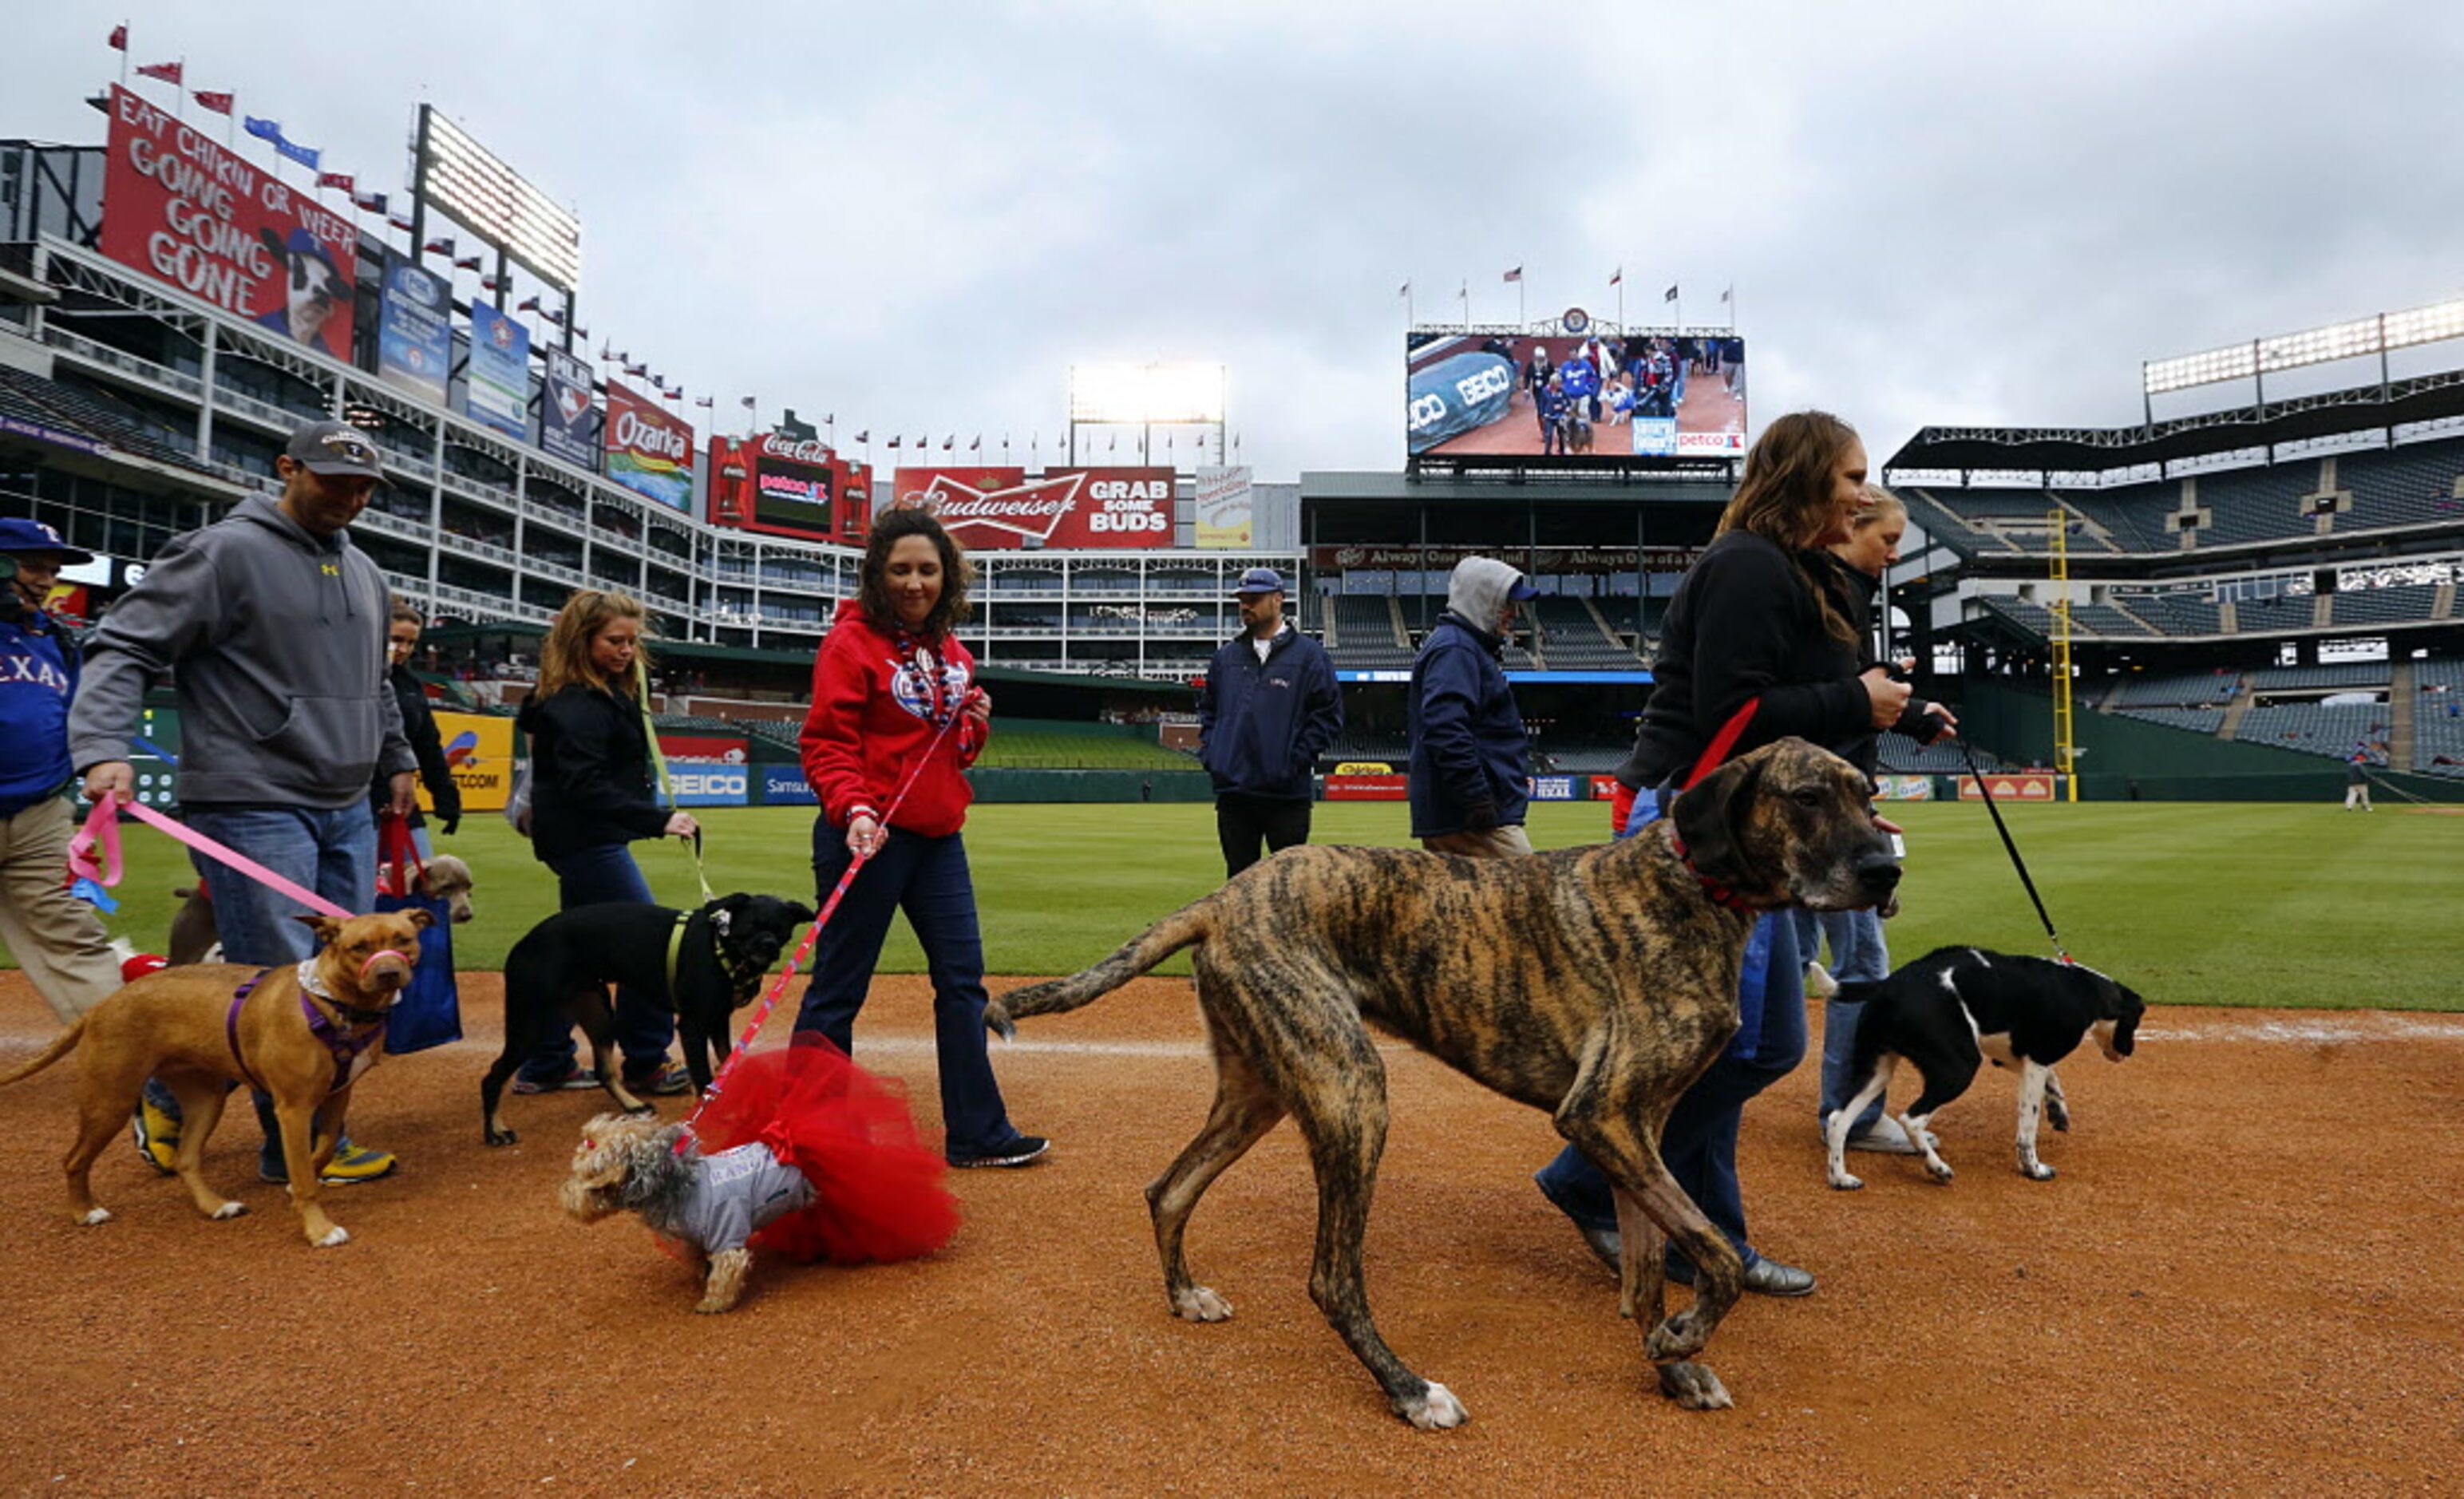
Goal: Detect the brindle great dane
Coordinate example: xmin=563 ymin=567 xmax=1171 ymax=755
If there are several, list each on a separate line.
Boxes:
xmin=987 ymin=737 xmax=1900 ymax=1428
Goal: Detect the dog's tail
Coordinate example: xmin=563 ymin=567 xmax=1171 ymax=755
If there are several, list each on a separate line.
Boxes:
xmin=984 ymin=899 xmax=1214 ymax=1039
xmin=0 ymin=1016 xmax=87 ymax=1087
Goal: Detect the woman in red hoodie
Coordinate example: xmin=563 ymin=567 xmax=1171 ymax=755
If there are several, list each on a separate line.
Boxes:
xmin=795 ymin=508 xmax=1048 ymax=1169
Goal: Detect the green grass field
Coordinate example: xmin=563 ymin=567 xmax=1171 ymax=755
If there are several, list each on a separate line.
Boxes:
xmin=15 ymin=800 xmax=2454 ymax=1011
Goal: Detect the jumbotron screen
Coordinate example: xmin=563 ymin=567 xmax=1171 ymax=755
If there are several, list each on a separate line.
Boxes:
xmin=1406 ymin=330 xmax=1746 ymax=459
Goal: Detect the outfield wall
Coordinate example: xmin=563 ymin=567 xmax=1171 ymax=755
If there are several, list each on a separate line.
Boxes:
xmin=1959 ymin=682 xmax=2464 ymax=802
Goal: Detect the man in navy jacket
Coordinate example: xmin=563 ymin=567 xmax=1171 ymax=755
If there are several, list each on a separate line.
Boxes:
xmin=1198 ymin=568 xmax=1343 ymax=879
xmin=1408 ymin=556 xmax=1538 ymax=856
xmin=0 ymin=519 xmax=122 ymax=1024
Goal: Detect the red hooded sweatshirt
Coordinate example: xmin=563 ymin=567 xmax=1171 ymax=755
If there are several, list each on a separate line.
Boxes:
xmin=799 ymin=596 xmax=987 ymax=837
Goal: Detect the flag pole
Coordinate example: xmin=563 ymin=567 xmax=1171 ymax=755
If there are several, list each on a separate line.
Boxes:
xmin=1616 ymin=274 xmax=1624 ymax=333
xmin=1517 ymin=279 xmax=1525 ymax=329
xmin=174 ymin=60 xmax=186 ymax=121
xmin=118 ymin=24 xmax=129 ymax=87
xmin=1458 ymin=279 xmax=1469 ymax=324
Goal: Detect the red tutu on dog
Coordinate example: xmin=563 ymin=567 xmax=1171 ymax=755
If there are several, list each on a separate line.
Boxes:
xmin=688 ymin=1034 xmax=959 ymax=1264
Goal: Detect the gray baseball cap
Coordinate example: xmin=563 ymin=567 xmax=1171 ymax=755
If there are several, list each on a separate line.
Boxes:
xmin=284 ymin=419 xmax=386 ymax=479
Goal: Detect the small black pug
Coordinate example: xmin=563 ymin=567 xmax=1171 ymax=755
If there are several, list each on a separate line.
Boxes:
xmin=481 ymin=893 xmax=815 ymax=1145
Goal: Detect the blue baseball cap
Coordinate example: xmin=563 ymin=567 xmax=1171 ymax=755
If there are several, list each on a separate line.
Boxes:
xmin=1232 ymin=567 xmax=1287 ymax=596
xmin=0 ymin=517 xmax=93 ymax=563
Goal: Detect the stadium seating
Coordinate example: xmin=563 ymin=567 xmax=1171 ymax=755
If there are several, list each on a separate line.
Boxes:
xmin=969 ymin=718 xmax=1195 ymax=770
xmin=2245 ymin=662 xmax=2390 ymax=693
xmin=2231 ymin=702 xmax=2389 ymax=759
xmin=2113 ymin=706 xmax=2228 ymax=734
xmin=0 ymin=366 xmax=222 ymax=475
xmin=2101 ymin=670 xmax=2243 ymax=709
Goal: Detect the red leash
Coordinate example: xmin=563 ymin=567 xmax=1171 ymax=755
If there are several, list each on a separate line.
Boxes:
xmin=674 ymin=702 xmax=969 ymax=1152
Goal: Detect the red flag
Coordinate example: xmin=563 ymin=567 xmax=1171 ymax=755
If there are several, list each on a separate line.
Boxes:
xmin=422 ymin=237 xmax=454 ymax=255
xmin=193 ymin=90 xmax=234 ymax=116
xmin=968 ymin=436 xmax=980 ymax=452
xmin=516 ymin=295 xmax=542 ymax=312
xmin=1609 ymin=267 xmax=1623 ymax=287
xmin=316 ymin=172 xmax=354 ymax=192
xmin=386 ymin=212 xmax=413 ymax=232
xmin=941 ymin=436 xmax=954 ymax=451
xmin=454 ymin=255 xmax=482 ymax=271
xmin=353 ymin=189 xmax=388 ymax=212
xmin=887 ymin=437 xmax=901 ymax=449
xmin=136 ymin=60 xmax=184 ymax=84
xmin=108 ymin=24 xmax=128 ymax=50
xmin=853 ymin=430 xmax=868 ymax=444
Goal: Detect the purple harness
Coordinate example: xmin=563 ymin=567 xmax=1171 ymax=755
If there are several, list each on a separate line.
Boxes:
xmin=224 ymin=967 xmax=388 ymax=1097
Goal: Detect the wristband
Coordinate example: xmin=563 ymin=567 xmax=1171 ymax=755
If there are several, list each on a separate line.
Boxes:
xmin=848 ymin=805 xmax=881 ymax=825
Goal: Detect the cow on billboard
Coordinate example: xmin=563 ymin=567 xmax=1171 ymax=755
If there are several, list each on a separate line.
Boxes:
xmin=99 ymin=86 xmax=357 ymax=359
xmin=890 ymin=467 xmax=1174 ymax=550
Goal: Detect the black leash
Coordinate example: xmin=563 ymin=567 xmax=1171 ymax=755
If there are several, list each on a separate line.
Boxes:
xmin=1957 ymin=736 xmax=2072 ymax=965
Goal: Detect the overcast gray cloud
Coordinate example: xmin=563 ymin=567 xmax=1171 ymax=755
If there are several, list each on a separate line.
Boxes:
xmin=18 ymin=1 xmax=2464 ymax=477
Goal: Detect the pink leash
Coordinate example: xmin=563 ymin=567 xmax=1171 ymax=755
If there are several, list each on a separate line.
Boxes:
xmin=69 ymin=793 xmax=354 ymax=921
xmin=674 ymin=702 xmax=971 ymax=1153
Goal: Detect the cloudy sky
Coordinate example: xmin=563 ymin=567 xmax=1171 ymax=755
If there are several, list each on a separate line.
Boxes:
xmin=18 ymin=2 xmax=2464 ymax=479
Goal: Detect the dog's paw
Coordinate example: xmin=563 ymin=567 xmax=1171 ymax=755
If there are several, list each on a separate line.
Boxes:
xmin=2047 ymin=1102 xmax=2072 ymax=1133
xmin=1658 ymin=1361 xmax=1734 ymax=1411
xmin=314 ymin=1224 xmax=350 ymax=1248
xmin=1924 ymin=1159 xmax=1956 ymax=1184
xmin=1170 ymin=1285 xmax=1235 ymax=1323
xmin=2020 ymin=1160 xmax=2057 ymax=1181
xmin=1397 ymin=1381 xmax=1468 ymax=1430
xmin=1828 ymin=1171 xmax=1865 ymax=1192
xmin=692 ymin=1298 xmax=738 ymax=1315
xmin=484 ymin=1126 xmax=518 ymax=1147
xmin=210 ymin=1200 xmax=248 ymax=1220
xmin=77 ymin=1206 xmax=112 ymax=1226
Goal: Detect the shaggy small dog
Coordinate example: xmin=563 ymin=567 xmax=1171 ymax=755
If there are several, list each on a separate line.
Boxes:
xmin=556 ymin=1043 xmax=961 ymax=1313
xmin=560 ymin=1112 xmax=798 ymax=1313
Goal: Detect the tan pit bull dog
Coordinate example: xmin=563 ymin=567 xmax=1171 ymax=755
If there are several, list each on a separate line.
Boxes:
xmin=2 ymin=909 xmax=433 ymax=1248
xmin=987 ymin=738 xmax=1902 ymax=1427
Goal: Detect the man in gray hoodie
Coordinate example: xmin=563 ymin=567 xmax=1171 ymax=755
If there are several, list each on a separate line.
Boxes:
xmin=71 ymin=419 xmax=418 ymax=1185
xmin=1407 ymin=556 xmax=1538 ymax=858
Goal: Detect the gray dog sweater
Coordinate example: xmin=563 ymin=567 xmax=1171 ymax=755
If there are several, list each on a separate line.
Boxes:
xmin=670 ymin=1141 xmax=817 ymax=1254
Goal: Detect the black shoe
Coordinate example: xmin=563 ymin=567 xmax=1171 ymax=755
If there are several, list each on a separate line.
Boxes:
xmin=1534 ymin=1172 xmax=1620 ymax=1274
xmin=1665 ymin=1255 xmax=1817 ymax=1297
xmin=948 ymin=1135 xmax=1050 ymax=1169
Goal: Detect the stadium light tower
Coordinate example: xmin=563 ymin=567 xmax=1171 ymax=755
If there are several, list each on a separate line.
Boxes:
xmin=1067 ymin=362 xmax=1227 ymax=469
xmin=2142 ymin=295 xmax=2464 ymax=421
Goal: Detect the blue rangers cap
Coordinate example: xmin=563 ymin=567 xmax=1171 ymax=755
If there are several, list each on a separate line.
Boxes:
xmin=1232 ymin=567 xmax=1286 ymax=596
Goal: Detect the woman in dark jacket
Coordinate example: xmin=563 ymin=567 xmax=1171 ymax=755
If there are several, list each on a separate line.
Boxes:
xmin=1534 ymin=409 xmax=1915 ymax=1299
xmin=512 ymin=589 xmax=698 ymax=1095
xmin=370 ymin=603 xmax=461 ymax=854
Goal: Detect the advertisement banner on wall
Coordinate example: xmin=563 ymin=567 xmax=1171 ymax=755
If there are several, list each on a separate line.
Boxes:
xmin=668 ymin=765 xmax=749 ymax=807
xmin=540 ymin=346 xmax=597 ymax=470
xmin=889 ymin=466 xmax=1175 ymax=549
xmin=464 ymin=302 xmax=531 ymax=441
xmin=604 ymin=382 xmax=694 ymax=511
xmin=1957 ymin=772 xmax=2055 ymax=801
xmin=710 ymin=433 xmax=848 ymax=542
xmin=759 ymin=766 xmax=818 ymax=806
xmin=1876 ymin=774 xmax=1935 ymax=801
xmin=98 ymin=85 xmax=358 ymax=360
xmin=1194 ymin=465 xmax=1253 ymax=549
xmin=657 ymin=734 xmax=747 ymax=765
xmin=1324 ymin=772 xmax=1409 ymax=801
xmin=375 ymin=252 xmax=451 ymax=405
xmin=422 ymin=711 xmax=517 ymax=813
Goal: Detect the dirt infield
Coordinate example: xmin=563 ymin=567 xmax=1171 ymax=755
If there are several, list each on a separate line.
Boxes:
xmin=3 ymin=971 xmax=2459 ymax=1496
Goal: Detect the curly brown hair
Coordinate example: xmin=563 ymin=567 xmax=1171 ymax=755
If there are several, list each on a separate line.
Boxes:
xmin=858 ymin=508 xmax=974 ymax=637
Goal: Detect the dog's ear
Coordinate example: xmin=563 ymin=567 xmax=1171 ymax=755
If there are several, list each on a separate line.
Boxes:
xmin=1669 ymin=752 xmax=1766 ymax=891
xmin=402 ymin=908 xmax=435 ymax=932
xmin=2109 ymin=983 xmax=2144 ymax=1057
xmin=786 ymin=901 xmax=816 ymax=925
xmin=295 ymin=912 xmax=342 ymax=949
xmin=715 ymin=892 xmax=752 ymax=916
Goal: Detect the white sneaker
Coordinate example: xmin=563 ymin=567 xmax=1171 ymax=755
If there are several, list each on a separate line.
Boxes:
xmin=1805 ymin=962 xmax=1839 ymax=999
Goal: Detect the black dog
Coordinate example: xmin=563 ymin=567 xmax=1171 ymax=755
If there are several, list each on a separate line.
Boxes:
xmin=480 ymin=894 xmax=813 ymax=1145
xmin=1824 ymin=947 xmax=2143 ymax=1190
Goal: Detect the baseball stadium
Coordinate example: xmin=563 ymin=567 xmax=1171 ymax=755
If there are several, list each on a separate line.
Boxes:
xmin=2 ymin=38 xmax=2460 ymax=1497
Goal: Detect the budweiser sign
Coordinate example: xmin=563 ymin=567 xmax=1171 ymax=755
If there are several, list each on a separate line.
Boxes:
xmin=891 ymin=466 xmax=1177 ymax=550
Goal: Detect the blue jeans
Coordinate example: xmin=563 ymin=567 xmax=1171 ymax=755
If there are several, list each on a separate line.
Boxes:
xmin=1534 ymin=911 xmax=1805 ymax=1271
xmin=516 ymin=843 xmax=676 ymax=1083
xmin=794 ymin=820 xmax=1019 ymax=1160
xmin=1796 ymin=907 xmax=1892 ymax=1131
xmin=162 ymin=804 xmax=378 ymax=1168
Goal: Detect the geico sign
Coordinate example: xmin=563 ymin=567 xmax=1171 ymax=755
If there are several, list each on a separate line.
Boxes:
xmin=1454 ymin=364 xmax=1513 ymax=403
xmin=672 ymin=768 xmax=746 ymax=796
xmin=612 ymin=409 xmax=687 ymax=459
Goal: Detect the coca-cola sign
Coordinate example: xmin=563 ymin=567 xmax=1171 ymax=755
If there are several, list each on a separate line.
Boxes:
xmin=892 ymin=466 xmax=1177 ymax=550
xmin=761 ymin=433 xmax=831 ymax=465
xmin=708 ymin=433 xmax=862 ymax=543
xmin=603 ymin=382 xmax=693 ymax=511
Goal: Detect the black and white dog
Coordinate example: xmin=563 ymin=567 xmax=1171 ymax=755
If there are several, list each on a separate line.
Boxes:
xmin=1824 ymin=947 xmax=2143 ymax=1190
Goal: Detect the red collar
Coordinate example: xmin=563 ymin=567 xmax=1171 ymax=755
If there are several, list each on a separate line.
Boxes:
xmin=1666 ymin=831 xmax=1763 ymax=914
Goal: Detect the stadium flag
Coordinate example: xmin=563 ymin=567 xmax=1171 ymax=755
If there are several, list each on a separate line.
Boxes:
xmin=887 ymin=436 xmax=901 ymax=449
xmin=481 ymin=275 xmax=503 ymax=293
xmin=244 ymin=116 xmax=282 ymax=144
xmin=1503 ymin=267 xmax=1521 ymax=283
xmin=941 ymin=436 xmax=954 ymax=451
xmin=354 ymin=189 xmax=388 ymax=213
xmin=455 ymin=255 xmax=483 ymax=271
xmin=1398 ymin=280 xmax=1409 ymax=297
xmin=1609 ymin=267 xmax=1622 ymax=287
xmin=969 ymin=436 xmax=981 ymax=452
xmin=624 ymin=362 xmax=647 ymax=378
xmin=853 ymin=430 xmax=868 ymax=444
xmin=386 ymin=211 xmax=413 ymax=232
xmin=1663 ymin=283 xmax=1679 ymax=302
xmin=1109 ymin=433 xmax=1118 ymax=452
xmin=516 ymin=295 xmax=541 ymax=312
xmin=317 ymin=171 xmax=354 ymax=193
xmin=1720 ymin=285 xmax=1732 ymax=302
xmin=739 ymin=394 xmax=756 ymax=409
xmin=136 ymin=59 xmax=183 ymax=84
xmin=109 ymin=23 xmax=127 ymax=49
xmin=275 ymin=136 xmax=320 ymax=169
xmin=193 ymin=90 xmax=233 ymax=116
xmin=422 ymin=236 xmax=453 ymax=257
xmin=696 ymin=395 xmax=714 ymax=409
